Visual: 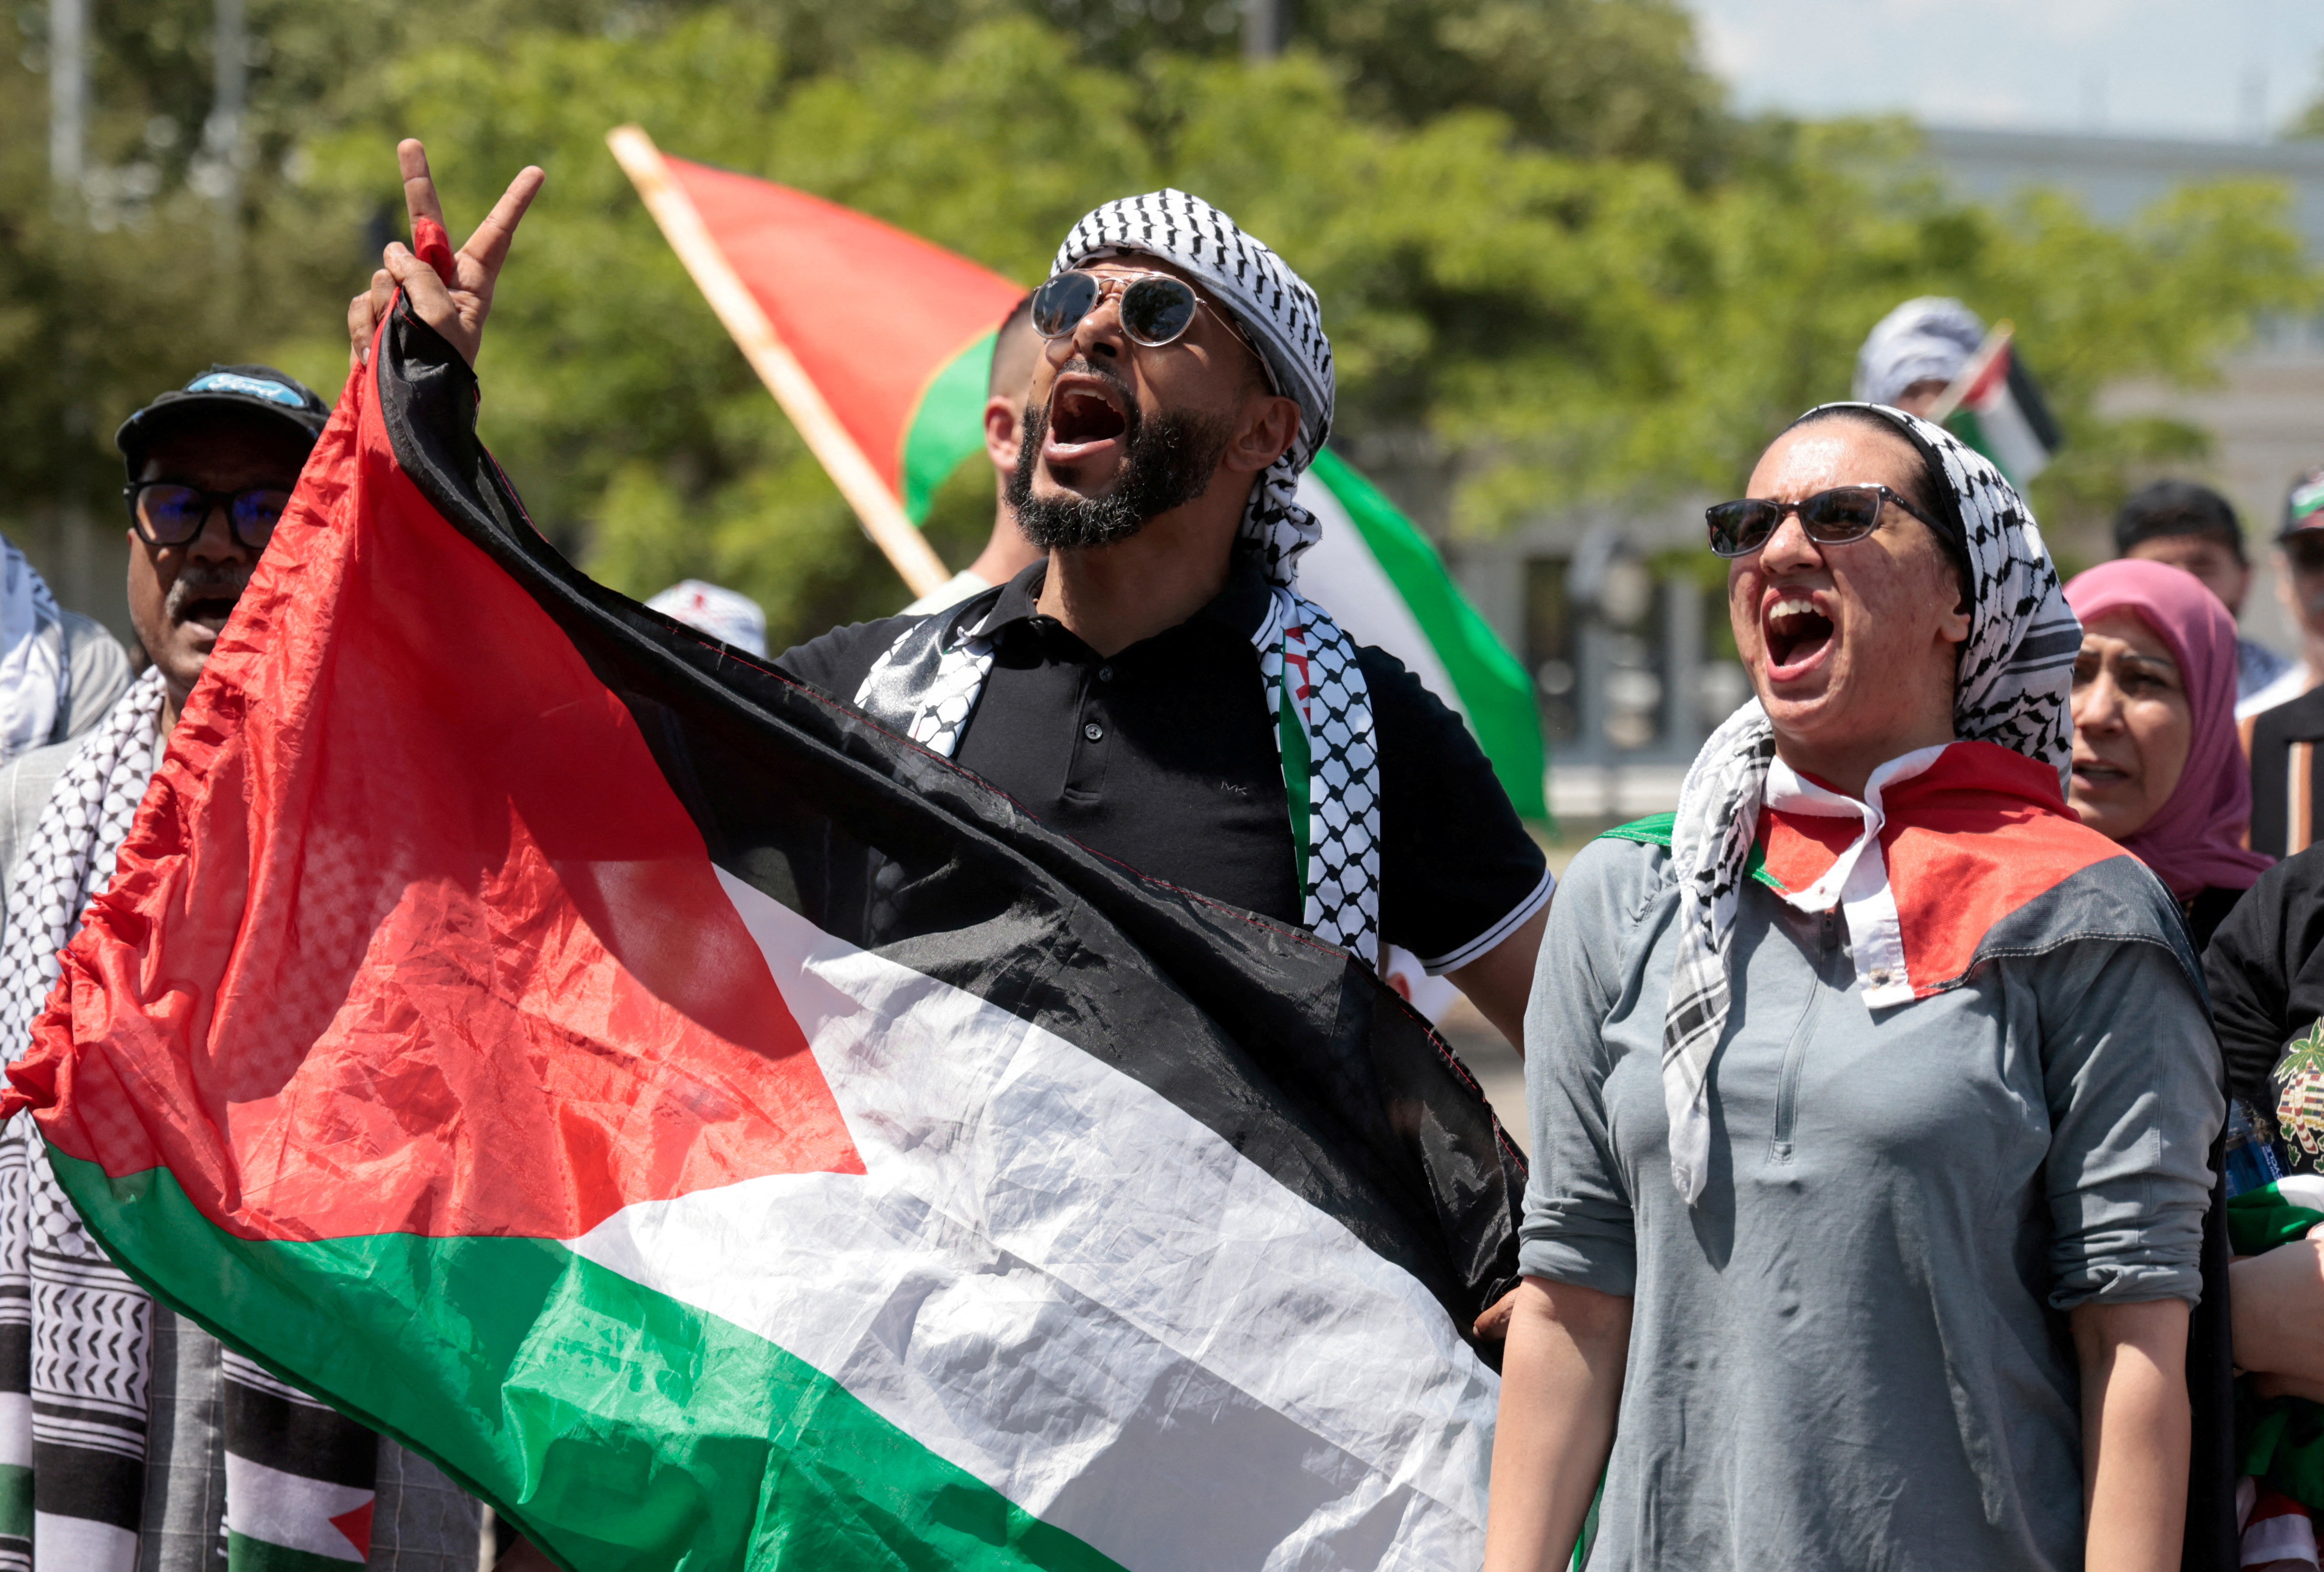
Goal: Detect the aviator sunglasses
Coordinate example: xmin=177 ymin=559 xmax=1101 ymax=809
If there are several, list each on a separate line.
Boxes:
xmin=123 ymin=481 xmax=291 ymax=551
xmin=1704 ymin=484 xmax=1942 ymax=559
xmin=1031 ymin=270 xmax=1279 ymax=390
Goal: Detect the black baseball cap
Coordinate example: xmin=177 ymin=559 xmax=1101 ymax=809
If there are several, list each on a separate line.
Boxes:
xmin=115 ymin=365 xmax=330 ymax=478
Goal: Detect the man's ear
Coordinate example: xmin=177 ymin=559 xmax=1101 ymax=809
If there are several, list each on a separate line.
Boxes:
xmin=1221 ymin=395 xmax=1301 ymax=477
xmin=983 ymin=393 xmax=1022 ymax=477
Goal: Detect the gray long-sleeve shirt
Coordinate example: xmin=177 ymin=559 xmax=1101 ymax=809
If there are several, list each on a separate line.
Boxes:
xmin=1520 ymin=835 xmax=2222 ymax=1572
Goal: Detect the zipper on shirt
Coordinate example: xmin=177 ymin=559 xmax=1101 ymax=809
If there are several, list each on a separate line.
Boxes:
xmin=1770 ymin=905 xmax=1842 ymax=1162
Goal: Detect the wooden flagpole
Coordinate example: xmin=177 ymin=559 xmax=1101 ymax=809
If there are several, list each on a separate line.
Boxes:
xmin=1924 ymin=321 xmax=2014 ymax=426
xmin=606 ymin=125 xmax=952 ymax=600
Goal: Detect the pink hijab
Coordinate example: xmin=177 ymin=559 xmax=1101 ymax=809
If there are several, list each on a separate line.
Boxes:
xmin=2063 ymin=558 xmax=2274 ymax=896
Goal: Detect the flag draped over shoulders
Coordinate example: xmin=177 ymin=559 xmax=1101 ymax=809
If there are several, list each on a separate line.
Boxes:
xmin=0 ymin=299 xmax=1525 ymax=1570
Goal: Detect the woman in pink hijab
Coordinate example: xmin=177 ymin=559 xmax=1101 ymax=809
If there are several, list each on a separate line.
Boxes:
xmin=2064 ymin=557 xmax=2275 ymax=948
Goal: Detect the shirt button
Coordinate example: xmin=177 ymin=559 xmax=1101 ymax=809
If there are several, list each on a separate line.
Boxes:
xmin=1868 ymin=968 xmax=1890 ymax=987
xmin=1098 ymin=666 xmax=1114 ymax=682
xmin=1084 ymin=722 xmax=1104 ymax=742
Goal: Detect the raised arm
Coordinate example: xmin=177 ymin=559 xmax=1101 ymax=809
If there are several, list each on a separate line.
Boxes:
xmin=349 ymin=138 xmax=544 ymax=370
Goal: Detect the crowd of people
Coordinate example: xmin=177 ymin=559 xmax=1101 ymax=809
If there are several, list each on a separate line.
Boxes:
xmin=4 ymin=132 xmax=2324 ymax=1570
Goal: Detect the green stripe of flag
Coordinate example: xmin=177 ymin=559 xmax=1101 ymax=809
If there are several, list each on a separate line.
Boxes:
xmin=1277 ymin=641 xmax=1313 ymax=904
xmin=899 ymin=332 xmax=998 ymax=524
xmin=0 ymin=1463 xmax=27 ymax=1541
xmin=227 ymin=1533 xmax=363 ymax=1572
xmin=51 ymin=1154 xmax=1122 ymax=1572
xmin=1309 ymin=449 xmax=1546 ymax=819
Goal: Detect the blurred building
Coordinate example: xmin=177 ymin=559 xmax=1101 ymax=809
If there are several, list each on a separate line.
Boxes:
xmin=1453 ymin=125 xmax=2324 ymax=822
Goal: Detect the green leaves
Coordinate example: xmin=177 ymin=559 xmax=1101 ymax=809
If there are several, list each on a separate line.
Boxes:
xmin=4 ymin=0 xmax=2314 ymax=650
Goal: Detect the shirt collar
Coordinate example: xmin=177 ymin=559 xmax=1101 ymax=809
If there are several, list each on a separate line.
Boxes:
xmin=966 ymin=549 xmax=1277 ymax=646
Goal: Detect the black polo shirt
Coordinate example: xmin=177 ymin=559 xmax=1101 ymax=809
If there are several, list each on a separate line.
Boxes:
xmin=777 ymin=556 xmax=1549 ymax=972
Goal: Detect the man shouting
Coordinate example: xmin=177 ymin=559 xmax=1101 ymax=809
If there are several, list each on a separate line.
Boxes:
xmin=349 ymin=171 xmax=1545 ymax=1052
xmin=780 ymin=192 xmax=1550 ymax=1043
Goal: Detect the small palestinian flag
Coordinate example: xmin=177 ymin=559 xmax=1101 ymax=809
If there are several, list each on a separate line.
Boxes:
xmin=1940 ymin=326 xmax=2064 ymax=488
xmin=0 ymin=301 xmax=1523 ymax=1566
xmin=615 ymin=132 xmax=1546 ymax=820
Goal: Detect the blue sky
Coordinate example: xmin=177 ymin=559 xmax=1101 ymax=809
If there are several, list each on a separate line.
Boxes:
xmin=1685 ymin=0 xmax=2324 ymax=141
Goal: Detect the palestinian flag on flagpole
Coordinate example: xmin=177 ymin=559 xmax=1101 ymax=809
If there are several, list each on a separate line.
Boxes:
xmin=0 ymin=299 xmax=1523 ymax=1566
xmin=1932 ymin=322 xmax=2064 ymax=489
xmin=610 ymin=127 xmax=1547 ymax=821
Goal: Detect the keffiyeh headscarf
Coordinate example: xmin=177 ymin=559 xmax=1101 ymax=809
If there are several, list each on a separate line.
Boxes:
xmin=1659 ymin=403 xmax=2079 ymax=1204
xmin=1853 ymin=297 xmax=1986 ymax=410
xmin=1052 ymin=189 xmax=1335 ymax=586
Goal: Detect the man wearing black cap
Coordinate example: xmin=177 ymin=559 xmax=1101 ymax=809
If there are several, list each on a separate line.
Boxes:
xmin=0 ymin=364 xmax=484 ymax=1569
xmin=0 ymin=365 xmax=326 ymax=887
xmin=2240 ymin=470 xmax=2324 ymax=856
xmin=2111 ymin=478 xmax=2295 ymax=712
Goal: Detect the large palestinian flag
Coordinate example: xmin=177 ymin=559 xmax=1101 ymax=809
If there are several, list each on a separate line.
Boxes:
xmin=0 ymin=301 xmax=1523 ymax=1566
xmin=620 ymin=135 xmax=1547 ymax=819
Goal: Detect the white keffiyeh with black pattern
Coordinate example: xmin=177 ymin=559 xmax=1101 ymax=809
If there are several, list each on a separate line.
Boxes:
xmin=1659 ymin=404 xmax=2078 ymax=1204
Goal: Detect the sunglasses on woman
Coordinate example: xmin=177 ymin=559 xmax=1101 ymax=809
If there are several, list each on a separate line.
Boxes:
xmin=123 ymin=481 xmax=290 ymax=550
xmin=1704 ymin=484 xmax=1942 ymax=559
xmin=1031 ymin=269 xmax=1279 ymax=391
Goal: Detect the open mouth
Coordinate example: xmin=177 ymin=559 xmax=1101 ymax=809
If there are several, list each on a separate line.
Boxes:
xmin=1049 ymin=383 xmax=1129 ymax=448
xmin=2072 ymin=757 xmax=2130 ymax=786
xmin=1764 ymin=595 xmax=1834 ymax=670
xmin=178 ymin=595 xmax=241 ymax=633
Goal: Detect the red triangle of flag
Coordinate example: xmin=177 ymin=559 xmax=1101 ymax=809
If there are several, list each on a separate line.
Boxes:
xmin=16 ymin=328 xmax=865 ymax=1243
xmin=330 ymin=1499 xmax=375 ymax=1557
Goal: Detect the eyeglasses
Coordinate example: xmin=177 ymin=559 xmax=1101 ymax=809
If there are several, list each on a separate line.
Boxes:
xmin=1704 ymin=484 xmax=1942 ymax=559
xmin=1031 ymin=269 xmax=1278 ymax=391
xmin=123 ymin=482 xmax=290 ymax=550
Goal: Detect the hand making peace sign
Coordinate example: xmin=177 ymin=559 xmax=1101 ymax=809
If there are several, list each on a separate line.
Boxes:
xmin=347 ymin=138 xmax=545 ymax=371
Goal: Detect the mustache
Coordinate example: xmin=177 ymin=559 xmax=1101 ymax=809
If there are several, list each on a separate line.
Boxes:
xmin=164 ymin=564 xmax=250 ymax=622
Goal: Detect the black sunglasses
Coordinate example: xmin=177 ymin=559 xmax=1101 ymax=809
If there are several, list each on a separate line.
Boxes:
xmin=123 ymin=481 xmax=290 ymax=550
xmin=1031 ymin=269 xmax=1279 ymax=392
xmin=1705 ymin=484 xmax=1942 ymax=559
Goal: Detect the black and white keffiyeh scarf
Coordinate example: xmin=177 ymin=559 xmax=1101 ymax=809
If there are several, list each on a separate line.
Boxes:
xmin=854 ymin=580 xmax=1381 ymax=962
xmin=1659 ymin=405 xmax=2078 ymax=1204
xmin=861 ymin=191 xmax=1384 ymax=964
xmin=0 ymin=668 xmax=382 ymax=1569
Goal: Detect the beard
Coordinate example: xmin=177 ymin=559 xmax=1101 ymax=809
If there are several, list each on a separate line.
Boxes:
xmin=1007 ymin=371 xmax=1237 ymax=550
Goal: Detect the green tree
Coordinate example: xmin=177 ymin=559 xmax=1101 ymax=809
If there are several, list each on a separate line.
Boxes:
xmin=3 ymin=0 xmax=2314 ymax=653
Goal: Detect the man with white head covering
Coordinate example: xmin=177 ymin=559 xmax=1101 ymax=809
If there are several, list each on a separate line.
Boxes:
xmin=647 ymin=578 xmax=769 ymax=658
xmin=778 ymin=191 xmax=1551 ymax=1046
xmin=1853 ymin=296 xmax=1987 ymax=417
xmin=0 ymin=535 xmax=132 ymax=832
xmin=0 ymin=544 xmax=128 ymax=777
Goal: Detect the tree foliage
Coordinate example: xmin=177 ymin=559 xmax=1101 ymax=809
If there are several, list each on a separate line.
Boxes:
xmin=1 ymin=0 xmax=2315 ymax=648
